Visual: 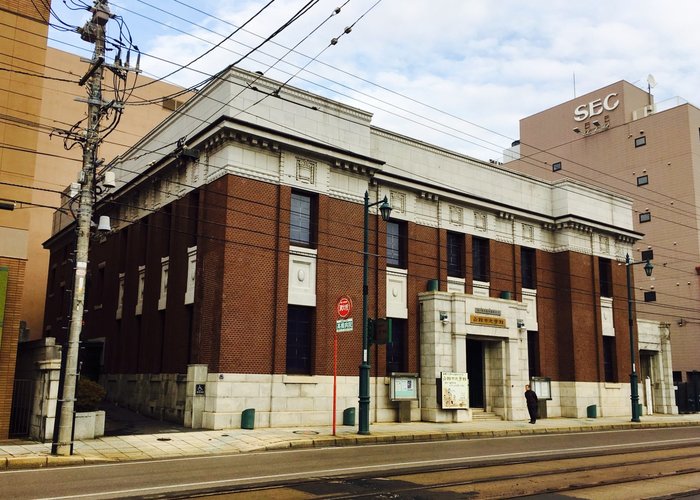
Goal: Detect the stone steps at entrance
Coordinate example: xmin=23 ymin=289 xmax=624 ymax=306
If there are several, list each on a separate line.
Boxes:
xmin=471 ymin=409 xmax=502 ymax=421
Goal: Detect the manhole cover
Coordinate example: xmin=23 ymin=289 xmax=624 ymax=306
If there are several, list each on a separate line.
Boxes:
xmin=157 ymin=437 xmax=172 ymax=441
xmin=293 ymin=430 xmax=319 ymax=435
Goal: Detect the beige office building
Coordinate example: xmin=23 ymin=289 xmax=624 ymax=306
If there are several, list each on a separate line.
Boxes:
xmin=1 ymin=0 xmax=185 ymax=437
xmin=505 ymin=80 xmax=700 ymax=396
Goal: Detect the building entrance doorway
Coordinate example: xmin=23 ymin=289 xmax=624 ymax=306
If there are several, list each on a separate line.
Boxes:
xmin=467 ymin=339 xmax=485 ymax=408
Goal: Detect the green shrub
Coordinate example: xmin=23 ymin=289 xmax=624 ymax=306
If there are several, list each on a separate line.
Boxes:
xmin=75 ymin=378 xmax=106 ymax=412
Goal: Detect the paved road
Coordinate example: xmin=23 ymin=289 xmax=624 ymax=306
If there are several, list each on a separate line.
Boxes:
xmin=2 ymin=426 xmax=699 ymax=499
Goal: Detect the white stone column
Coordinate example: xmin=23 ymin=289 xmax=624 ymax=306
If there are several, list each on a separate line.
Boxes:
xmin=419 ymin=292 xmax=463 ymax=422
xmin=35 ymin=359 xmax=61 ymax=441
xmin=185 ymin=364 xmax=208 ymax=428
xmin=655 ymin=326 xmax=678 ymax=414
xmin=505 ymin=336 xmax=528 ymax=421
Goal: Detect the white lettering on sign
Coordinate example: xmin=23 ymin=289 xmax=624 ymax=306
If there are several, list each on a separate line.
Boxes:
xmin=336 ymin=318 xmax=354 ymax=332
xmin=573 ymin=92 xmax=620 ymax=122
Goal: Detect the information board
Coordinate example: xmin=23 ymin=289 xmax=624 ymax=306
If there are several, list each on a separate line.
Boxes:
xmin=390 ymin=373 xmax=419 ymax=401
xmin=441 ymin=372 xmax=469 ymax=409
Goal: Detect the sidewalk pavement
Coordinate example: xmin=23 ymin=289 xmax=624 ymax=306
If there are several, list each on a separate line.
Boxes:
xmin=1 ymin=412 xmax=699 ymax=470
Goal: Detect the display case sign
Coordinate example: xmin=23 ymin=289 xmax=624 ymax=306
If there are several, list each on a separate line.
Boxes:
xmin=441 ymin=372 xmax=469 ymax=409
xmin=530 ymin=377 xmax=552 ymax=400
xmin=390 ymin=373 xmax=419 ymax=401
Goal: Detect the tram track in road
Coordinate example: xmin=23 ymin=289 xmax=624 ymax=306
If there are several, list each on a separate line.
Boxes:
xmin=170 ymin=445 xmax=700 ymax=499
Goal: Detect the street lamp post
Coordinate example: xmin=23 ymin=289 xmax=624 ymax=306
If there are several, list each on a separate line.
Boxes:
xmin=625 ymin=252 xmax=653 ymax=423
xmin=359 ymin=191 xmax=392 ymax=435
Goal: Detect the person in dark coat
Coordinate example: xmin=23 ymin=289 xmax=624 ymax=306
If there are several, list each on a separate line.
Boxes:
xmin=525 ymin=384 xmax=538 ymax=424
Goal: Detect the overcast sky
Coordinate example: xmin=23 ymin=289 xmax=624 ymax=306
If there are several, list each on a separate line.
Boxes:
xmin=48 ymin=0 xmax=700 ymax=162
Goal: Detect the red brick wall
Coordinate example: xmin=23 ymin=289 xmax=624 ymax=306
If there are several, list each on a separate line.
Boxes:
xmin=196 ymin=178 xmax=228 ymax=370
xmin=316 ymin=194 xmax=365 ymax=376
xmin=612 ymin=257 xmax=634 ymax=381
xmin=568 ymin=252 xmax=599 ymax=381
xmin=532 ymin=249 xmax=560 ymax=379
xmin=216 ymin=176 xmax=280 ymax=373
xmin=491 ymin=240 xmax=515 ymax=299
xmin=404 ymin=223 xmax=440 ymax=372
xmin=0 ymin=257 xmax=25 ymax=439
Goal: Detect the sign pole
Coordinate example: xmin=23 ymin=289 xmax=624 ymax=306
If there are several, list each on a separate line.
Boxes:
xmin=333 ymin=332 xmax=337 ymax=436
xmin=333 ymin=295 xmax=353 ymax=435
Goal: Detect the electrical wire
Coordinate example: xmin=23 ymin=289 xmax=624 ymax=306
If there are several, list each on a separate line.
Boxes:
xmin=9 ymin=1 xmax=700 ymax=304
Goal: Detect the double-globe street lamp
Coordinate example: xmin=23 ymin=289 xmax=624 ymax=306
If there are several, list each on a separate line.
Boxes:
xmin=359 ymin=191 xmax=392 ymax=435
xmin=625 ymin=252 xmax=653 ymax=423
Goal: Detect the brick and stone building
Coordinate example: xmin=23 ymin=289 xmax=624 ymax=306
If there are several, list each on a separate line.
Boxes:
xmin=43 ymin=68 xmax=677 ymax=428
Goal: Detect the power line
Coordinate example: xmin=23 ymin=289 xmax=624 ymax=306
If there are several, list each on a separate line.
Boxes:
xmin=5 ymin=47 xmax=700 ymax=276
xmin=9 ymin=0 xmax=700 ymax=282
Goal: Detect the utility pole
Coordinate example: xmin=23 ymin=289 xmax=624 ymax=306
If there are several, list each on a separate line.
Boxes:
xmin=53 ymin=0 xmax=110 ymax=456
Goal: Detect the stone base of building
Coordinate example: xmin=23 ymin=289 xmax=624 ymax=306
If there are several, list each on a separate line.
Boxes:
xmin=102 ymin=372 xmax=187 ymax=424
xmin=99 ymin=367 xmax=677 ymax=431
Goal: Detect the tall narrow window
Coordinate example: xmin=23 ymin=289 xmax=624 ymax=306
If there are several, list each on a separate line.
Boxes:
xmin=599 ymin=258 xmax=612 ymax=297
xmin=286 ymin=305 xmax=313 ymax=374
xmin=290 ymin=192 xmax=315 ymax=246
xmin=527 ymin=331 xmax=539 ymax=378
xmin=521 ymin=247 xmax=536 ymax=289
xmin=135 ymin=265 xmax=146 ymax=315
xmin=158 ymin=257 xmax=169 ymax=310
xmin=603 ymin=336 xmax=616 ymax=382
xmin=386 ymin=221 xmax=407 ymax=268
xmin=472 ymin=237 xmax=490 ymax=282
xmin=95 ymin=261 xmax=106 ymax=308
xmin=116 ymin=273 xmax=125 ymax=320
xmin=184 ymin=246 xmax=196 ymax=305
xmin=447 ymin=231 xmax=464 ymax=277
xmin=386 ymin=319 xmax=406 ymax=374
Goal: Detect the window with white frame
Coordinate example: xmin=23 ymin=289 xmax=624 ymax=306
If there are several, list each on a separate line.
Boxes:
xmin=184 ymin=246 xmax=197 ymax=304
xmin=158 ymin=256 xmax=169 ymax=310
xmin=135 ymin=265 xmax=145 ymax=315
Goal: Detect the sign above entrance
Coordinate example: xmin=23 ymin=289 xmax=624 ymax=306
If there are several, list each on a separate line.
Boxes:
xmin=475 ymin=307 xmax=501 ymax=316
xmin=470 ymin=314 xmax=506 ymax=327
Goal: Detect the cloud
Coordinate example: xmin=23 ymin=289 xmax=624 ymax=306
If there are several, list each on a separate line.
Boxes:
xmin=49 ymin=0 xmax=700 ymax=161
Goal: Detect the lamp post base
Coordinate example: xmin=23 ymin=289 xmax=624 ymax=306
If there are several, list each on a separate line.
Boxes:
xmin=630 ymin=371 xmax=641 ymax=422
xmin=359 ymin=362 xmax=370 ymax=434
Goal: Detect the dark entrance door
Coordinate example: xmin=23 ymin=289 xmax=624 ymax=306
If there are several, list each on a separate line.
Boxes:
xmin=467 ymin=339 xmax=485 ymax=408
xmin=9 ymin=379 xmax=33 ymax=437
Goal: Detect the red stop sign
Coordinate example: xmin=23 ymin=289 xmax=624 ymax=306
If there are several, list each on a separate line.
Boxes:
xmin=336 ymin=296 xmax=352 ymax=319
